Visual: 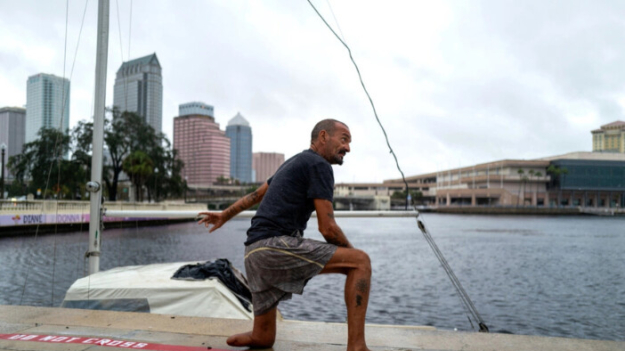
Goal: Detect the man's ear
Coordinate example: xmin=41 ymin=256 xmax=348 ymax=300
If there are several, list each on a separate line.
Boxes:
xmin=319 ymin=130 xmax=328 ymax=143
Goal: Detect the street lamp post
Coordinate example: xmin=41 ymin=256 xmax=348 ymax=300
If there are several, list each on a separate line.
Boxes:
xmin=184 ymin=176 xmax=188 ymax=203
xmin=154 ymin=167 xmax=159 ymax=203
xmin=0 ymin=143 xmax=6 ymax=200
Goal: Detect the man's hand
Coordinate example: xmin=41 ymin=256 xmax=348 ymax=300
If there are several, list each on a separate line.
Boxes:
xmin=197 ymin=212 xmax=226 ymax=233
xmin=196 ymin=182 xmax=269 ymax=234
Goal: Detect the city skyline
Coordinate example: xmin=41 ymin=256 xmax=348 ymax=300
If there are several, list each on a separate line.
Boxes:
xmin=3 ymin=1 xmax=625 ymax=183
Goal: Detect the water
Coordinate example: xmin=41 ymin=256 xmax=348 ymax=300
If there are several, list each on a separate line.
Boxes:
xmin=1 ymin=214 xmax=624 ymax=341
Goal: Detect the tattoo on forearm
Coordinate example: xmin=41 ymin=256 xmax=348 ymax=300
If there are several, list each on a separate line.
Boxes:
xmin=224 ymin=190 xmax=262 ymax=220
xmin=326 ymin=230 xmax=349 ymax=248
xmin=327 ymin=212 xmax=334 ymax=219
xmin=223 ymin=207 xmax=236 ymax=219
xmin=249 ymin=190 xmax=260 ymax=203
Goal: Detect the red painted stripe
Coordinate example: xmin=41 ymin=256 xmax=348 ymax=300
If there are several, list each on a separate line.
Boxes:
xmin=0 ymin=333 xmax=227 ymax=351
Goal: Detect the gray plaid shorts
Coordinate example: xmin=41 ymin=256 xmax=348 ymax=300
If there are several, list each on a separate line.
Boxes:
xmin=244 ymin=233 xmax=337 ymax=316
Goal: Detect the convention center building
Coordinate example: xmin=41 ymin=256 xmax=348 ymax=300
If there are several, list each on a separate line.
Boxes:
xmin=337 ymin=121 xmax=625 ymax=208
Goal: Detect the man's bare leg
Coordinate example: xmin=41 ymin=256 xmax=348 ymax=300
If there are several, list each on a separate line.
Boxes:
xmin=227 ymin=307 xmax=276 ymax=348
xmin=321 ymin=247 xmax=372 ymax=351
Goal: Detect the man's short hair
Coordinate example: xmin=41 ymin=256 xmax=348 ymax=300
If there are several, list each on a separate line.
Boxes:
xmin=311 ymin=119 xmax=348 ymax=142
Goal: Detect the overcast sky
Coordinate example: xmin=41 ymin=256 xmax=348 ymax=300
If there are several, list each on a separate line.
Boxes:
xmin=1 ymin=0 xmax=623 ymax=183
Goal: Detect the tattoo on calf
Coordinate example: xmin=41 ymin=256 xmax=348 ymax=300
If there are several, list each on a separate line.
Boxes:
xmin=356 ymin=278 xmax=369 ymax=294
xmin=356 ymin=294 xmax=363 ymax=307
xmin=327 ymin=212 xmax=334 ymax=219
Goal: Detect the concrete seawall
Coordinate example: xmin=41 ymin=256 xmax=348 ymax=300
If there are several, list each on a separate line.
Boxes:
xmin=432 ymin=206 xmax=583 ymax=215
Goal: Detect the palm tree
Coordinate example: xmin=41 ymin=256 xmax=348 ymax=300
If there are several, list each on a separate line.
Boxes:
xmin=123 ymin=150 xmax=154 ymax=202
xmin=560 ymin=167 xmax=569 ymax=206
xmin=517 ymin=169 xmax=525 ymax=207
xmin=534 ymin=171 xmax=543 ymax=206
xmin=547 ymin=165 xmax=562 ymax=207
xmin=528 ymin=169 xmax=535 ymax=206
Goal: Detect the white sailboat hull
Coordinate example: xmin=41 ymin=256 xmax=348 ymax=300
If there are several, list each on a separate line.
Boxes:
xmin=61 ymin=261 xmax=253 ymax=320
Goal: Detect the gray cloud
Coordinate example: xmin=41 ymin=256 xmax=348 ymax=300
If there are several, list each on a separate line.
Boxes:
xmin=1 ymin=0 xmax=623 ymax=182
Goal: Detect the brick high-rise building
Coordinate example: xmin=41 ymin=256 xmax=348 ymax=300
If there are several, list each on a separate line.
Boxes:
xmin=253 ymin=152 xmax=285 ymax=183
xmin=173 ymin=104 xmax=230 ymax=186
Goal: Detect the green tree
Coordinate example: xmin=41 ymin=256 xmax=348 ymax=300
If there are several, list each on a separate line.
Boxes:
xmin=216 ymin=175 xmax=230 ymax=185
xmin=123 ymin=150 xmax=154 ymax=202
xmin=7 ymin=128 xmax=88 ymax=199
xmin=145 ymin=146 xmax=186 ymax=202
xmin=392 ymin=189 xmax=423 ymax=205
xmin=546 ymin=165 xmax=565 ymax=207
xmin=560 ymin=167 xmax=569 ymax=207
xmin=73 ymin=110 xmax=186 ymax=201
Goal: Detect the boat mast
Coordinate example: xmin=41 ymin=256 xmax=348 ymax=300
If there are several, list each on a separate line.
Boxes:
xmin=86 ymin=0 xmax=110 ymax=274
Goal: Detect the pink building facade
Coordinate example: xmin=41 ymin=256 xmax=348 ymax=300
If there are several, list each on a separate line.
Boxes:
xmin=174 ymin=115 xmax=230 ymax=186
xmin=253 ymin=152 xmax=285 ymax=183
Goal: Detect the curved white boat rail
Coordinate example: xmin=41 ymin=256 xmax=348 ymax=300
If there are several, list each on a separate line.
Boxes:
xmin=104 ymin=210 xmax=418 ymax=219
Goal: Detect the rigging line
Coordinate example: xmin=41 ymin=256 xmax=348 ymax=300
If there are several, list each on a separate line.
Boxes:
xmin=418 ymin=217 xmax=485 ymax=327
xmin=324 ymin=0 xmax=346 ymax=42
xmin=305 ymin=0 xmax=489 ymax=332
xmin=118 ymin=0 xmax=135 ymax=115
xmin=76 ymin=204 xmax=85 ymax=279
xmin=49 ymin=0 xmax=71 ymax=308
xmin=51 ymin=222 xmax=58 ymax=306
xmin=19 ymin=0 xmax=91 ymax=306
xmin=20 ymin=0 xmax=70 ymax=306
xmin=42 ymin=0 xmax=90 ymax=198
xmin=51 ymin=0 xmax=90 ymax=308
xmin=305 ymin=0 xmax=411 ymax=194
xmin=69 ymin=0 xmax=91 ymax=87
xmin=128 ymin=0 xmax=133 ymax=61
xmin=115 ymin=0 xmax=125 ymax=61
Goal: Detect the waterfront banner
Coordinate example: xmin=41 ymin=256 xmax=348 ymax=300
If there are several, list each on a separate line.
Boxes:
xmin=0 ymin=213 xmax=168 ymax=227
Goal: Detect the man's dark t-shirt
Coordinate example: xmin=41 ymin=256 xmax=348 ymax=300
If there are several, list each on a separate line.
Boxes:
xmin=245 ymin=149 xmax=334 ymax=246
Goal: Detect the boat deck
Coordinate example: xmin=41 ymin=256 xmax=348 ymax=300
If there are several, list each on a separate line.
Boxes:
xmin=0 ymin=305 xmax=622 ymax=351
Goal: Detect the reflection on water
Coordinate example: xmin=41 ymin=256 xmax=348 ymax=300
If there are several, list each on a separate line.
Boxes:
xmin=1 ymin=214 xmax=624 ymax=341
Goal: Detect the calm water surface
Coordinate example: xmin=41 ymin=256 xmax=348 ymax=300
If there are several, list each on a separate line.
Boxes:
xmin=0 ymin=214 xmax=624 ymax=341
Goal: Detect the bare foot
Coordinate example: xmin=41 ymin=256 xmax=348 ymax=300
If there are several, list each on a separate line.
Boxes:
xmin=227 ymin=331 xmax=274 ymax=349
xmin=347 ymin=345 xmax=371 ymax=351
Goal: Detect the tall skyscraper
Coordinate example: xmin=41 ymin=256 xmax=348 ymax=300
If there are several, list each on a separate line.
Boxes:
xmin=113 ymin=53 xmax=163 ymax=133
xmin=225 ymin=112 xmax=253 ymax=183
xmin=25 ymin=73 xmax=70 ymax=143
xmin=173 ymin=104 xmax=230 ymax=186
xmin=0 ymin=107 xmax=26 ymax=179
xmin=253 ymin=152 xmax=285 ymax=183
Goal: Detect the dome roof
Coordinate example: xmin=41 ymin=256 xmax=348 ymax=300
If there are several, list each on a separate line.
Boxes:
xmin=228 ymin=112 xmax=250 ymax=127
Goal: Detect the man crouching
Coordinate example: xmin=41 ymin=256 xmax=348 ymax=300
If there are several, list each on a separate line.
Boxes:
xmin=198 ymin=119 xmax=371 ymax=351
